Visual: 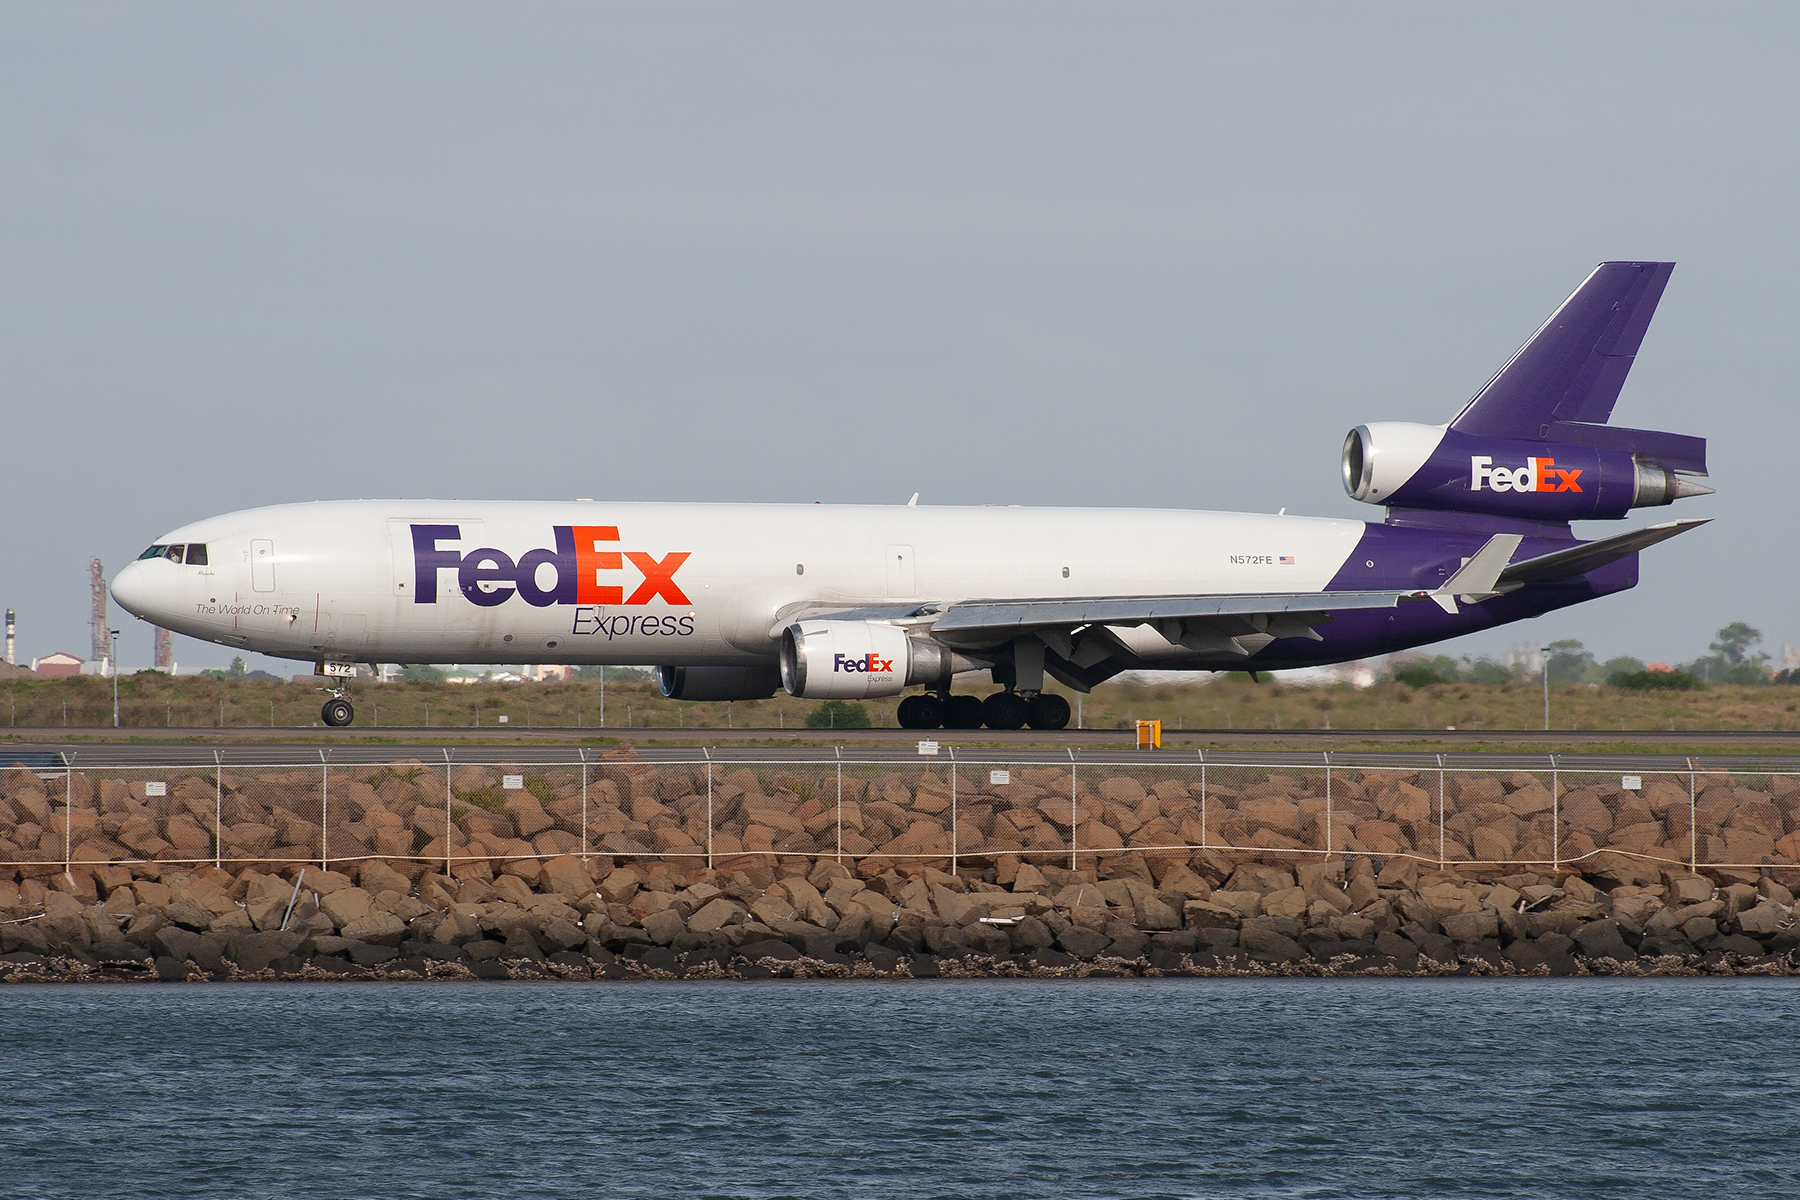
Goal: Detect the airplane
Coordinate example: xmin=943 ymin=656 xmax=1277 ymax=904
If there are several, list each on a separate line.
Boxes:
xmin=111 ymin=261 xmax=1711 ymax=731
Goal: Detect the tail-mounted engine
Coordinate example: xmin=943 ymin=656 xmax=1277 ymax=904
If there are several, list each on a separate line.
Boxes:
xmin=1343 ymin=422 xmax=1711 ymax=521
xmin=779 ymin=620 xmax=978 ymax=699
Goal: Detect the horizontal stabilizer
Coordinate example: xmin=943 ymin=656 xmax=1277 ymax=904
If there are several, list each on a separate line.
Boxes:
xmin=1496 ymin=518 xmax=1709 ymax=587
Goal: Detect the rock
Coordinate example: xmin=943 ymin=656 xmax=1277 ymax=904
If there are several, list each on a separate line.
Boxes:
xmin=687 ymin=898 xmax=744 ymax=934
xmin=1713 ymin=935 xmax=1771 ymax=957
xmin=321 ymin=888 xmax=376 ymax=929
xmin=340 ymin=911 xmax=407 ymax=948
xmin=832 ymin=910 xmax=874 ymax=949
xmin=539 ymin=855 xmax=591 ymax=897
xmin=1572 ymin=920 xmax=1636 ymax=962
xmin=1209 ymin=890 xmax=1263 ymax=919
xmin=1182 ymin=901 xmax=1240 ymax=930
xmin=154 ymin=955 xmax=190 ymax=981
xmin=225 ymin=931 xmax=307 ymax=974
xmin=1502 ymin=941 xmax=1546 ymax=972
xmin=536 ymin=918 xmax=587 ymax=952
xmin=1057 ymin=927 xmax=1111 ymax=959
xmin=599 ymin=869 xmax=641 ymax=904
xmin=349 ymin=941 xmax=398 ymax=965
xmin=642 ymin=909 xmax=687 ymax=945
xmin=1403 ymin=925 xmax=1456 ymax=963
xmin=1240 ymin=921 xmax=1305 ymax=963
xmin=1681 ymin=916 xmax=1719 ymax=943
xmin=737 ymin=938 xmax=800 ymax=962
xmin=1261 ymin=887 xmax=1308 ymax=920
xmin=1737 ymin=904 xmax=1788 ymax=936
xmin=1104 ymin=928 xmax=1149 ymax=960
xmin=358 ymin=861 xmax=412 ymax=899
xmin=1441 ymin=910 xmax=1500 ymax=943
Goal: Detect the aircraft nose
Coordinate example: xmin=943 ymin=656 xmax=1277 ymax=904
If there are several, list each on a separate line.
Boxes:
xmin=111 ymin=561 xmax=149 ymax=618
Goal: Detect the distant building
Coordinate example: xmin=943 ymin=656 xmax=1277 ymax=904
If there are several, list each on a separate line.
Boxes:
xmin=32 ymin=651 xmax=86 ymax=678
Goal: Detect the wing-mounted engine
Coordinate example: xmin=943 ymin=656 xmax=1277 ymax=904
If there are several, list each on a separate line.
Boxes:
xmin=1342 ymin=261 xmax=1710 ymax=522
xmin=779 ymin=619 xmax=982 ymax=699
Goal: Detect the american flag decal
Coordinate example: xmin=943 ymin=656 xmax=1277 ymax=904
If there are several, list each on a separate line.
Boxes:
xmin=1279 ymin=555 xmax=1296 ymax=565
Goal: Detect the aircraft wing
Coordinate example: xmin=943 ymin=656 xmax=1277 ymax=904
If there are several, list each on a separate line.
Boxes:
xmin=927 ymin=589 xmax=1420 ymax=641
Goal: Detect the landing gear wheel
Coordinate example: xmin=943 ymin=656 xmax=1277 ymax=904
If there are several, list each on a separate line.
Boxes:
xmin=1027 ymin=693 xmax=1071 ymax=730
xmin=909 ymin=694 xmax=944 ymax=729
xmin=898 ymin=695 xmax=936 ymax=729
xmin=982 ymin=691 xmax=1030 ymax=731
xmin=321 ymin=699 xmax=355 ymax=727
xmin=943 ymin=695 xmax=984 ymax=730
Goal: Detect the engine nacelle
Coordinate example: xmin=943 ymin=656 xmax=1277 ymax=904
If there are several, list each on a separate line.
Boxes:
xmin=1343 ymin=422 xmax=1710 ymax=521
xmin=656 ymin=664 xmax=781 ymax=701
xmin=779 ymin=620 xmax=975 ymax=699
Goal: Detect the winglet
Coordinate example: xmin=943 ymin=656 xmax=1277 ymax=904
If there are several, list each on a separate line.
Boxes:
xmin=1431 ymin=533 xmax=1524 ymax=613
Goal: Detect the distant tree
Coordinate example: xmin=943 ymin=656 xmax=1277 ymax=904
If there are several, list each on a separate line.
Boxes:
xmin=1463 ymin=658 xmax=1514 ymax=685
xmin=805 ymin=700 xmax=871 ymax=729
xmin=575 ymin=665 xmax=652 ymax=682
xmin=199 ymin=656 xmax=250 ymax=681
xmin=402 ymin=664 xmax=446 ymax=682
xmin=1685 ymin=621 xmax=1771 ymax=684
xmin=1600 ymin=656 xmax=1646 ymax=681
xmin=1544 ymin=639 xmax=1594 ymax=685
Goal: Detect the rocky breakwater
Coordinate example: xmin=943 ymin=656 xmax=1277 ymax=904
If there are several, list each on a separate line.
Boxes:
xmin=3 ymin=847 xmax=1797 ymax=982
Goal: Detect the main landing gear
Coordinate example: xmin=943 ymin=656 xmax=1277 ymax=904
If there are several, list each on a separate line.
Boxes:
xmin=897 ymin=691 xmax=1070 ymax=731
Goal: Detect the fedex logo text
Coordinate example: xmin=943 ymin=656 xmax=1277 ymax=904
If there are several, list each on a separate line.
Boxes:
xmin=411 ymin=525 xmax=691 ymax=608
xmin=1469 ymin=456 xmax=1582 ymax=494
xmin=834 ymin=653 xmax=894 ymax=674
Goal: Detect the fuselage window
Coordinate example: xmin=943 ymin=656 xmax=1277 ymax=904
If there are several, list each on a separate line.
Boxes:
xmin=185 ymin=543 xmax=208 ymax=566
xmin=138 ymin=545 xmax=170 ymax=561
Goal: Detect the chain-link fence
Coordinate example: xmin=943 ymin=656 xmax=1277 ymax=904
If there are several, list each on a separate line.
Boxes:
xmin=4 ymin=753 xmax=1797 ymax=881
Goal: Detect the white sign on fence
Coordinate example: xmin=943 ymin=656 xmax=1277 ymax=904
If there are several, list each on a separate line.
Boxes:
xmin=1621 ymin=775 xmax=1643 ymax=791
xmin=503 ymin=775 xmax=524 ymax=790
xmin=145 ymin=781 xmax=167 ymax=797
xmin=917 ymin=740 xmax=939 ymax=756
xmin=990 ymin=770 xmax=1010 ymax=785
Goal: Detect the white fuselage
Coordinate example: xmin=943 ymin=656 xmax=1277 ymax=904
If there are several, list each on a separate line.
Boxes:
xmin=111 ymin=500 xmax=1369 ymax=668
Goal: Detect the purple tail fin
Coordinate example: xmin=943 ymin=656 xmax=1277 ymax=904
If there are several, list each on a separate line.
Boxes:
xmin=1449 ymin=261 xmax=1703 ymax=474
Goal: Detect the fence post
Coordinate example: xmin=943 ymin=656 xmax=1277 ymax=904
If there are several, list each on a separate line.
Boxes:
xmin=1687 ymin=756 xmax=1697 ymax=873
xmin=835 ymin=747 xmax=843 ymax=863
xmin=1324 ymin=751 xmax=1332 ymax=859
xmin=1198 ymin=750 xmax=1206 ymax=850
xmin=213 ymin=750 xmax=223 ymax=871
xmin=319 ymin=750 xmax=329 ymax=871
xmin=703 ymin=747 xmax=713 ymax=870
xmin=1550 ymin=754 xmax=1559 ymax=872
xmin=1068 ymin=747 xmax=1078 ymax=873
xmin=1435 ymin=753 xmax=1445 ymax=870
xmin=579 ymin=748 xmax=588 ymax=861
xmin=949 ymin=745 xmax=958 ymax=876
xmin=442 ymin=748 xmax=453 ymax=876
xmin=63 ymin=751 xmax=74 ymax=884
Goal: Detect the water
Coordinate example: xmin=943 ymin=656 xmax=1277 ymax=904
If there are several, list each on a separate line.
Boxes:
xmin=2 ymin=978 xmax=1796 ymax=1199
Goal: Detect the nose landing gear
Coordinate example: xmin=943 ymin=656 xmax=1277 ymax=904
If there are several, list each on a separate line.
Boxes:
xmin=320 ymin=691 xmax=355 ymax=727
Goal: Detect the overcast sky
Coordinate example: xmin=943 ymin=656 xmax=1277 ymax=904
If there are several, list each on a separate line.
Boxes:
xmin=2 ymin=3 xmax=1794 ymax=676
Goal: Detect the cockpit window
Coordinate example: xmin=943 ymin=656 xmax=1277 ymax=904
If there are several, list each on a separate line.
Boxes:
xmin=138 ymin=545 xmax=170 ymax=561
xmin=185 ymin=543 xmax=208 ymax=566
xmin=163 ymin=545 xmax=185 ymax=563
